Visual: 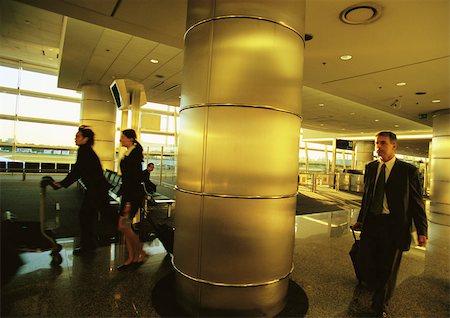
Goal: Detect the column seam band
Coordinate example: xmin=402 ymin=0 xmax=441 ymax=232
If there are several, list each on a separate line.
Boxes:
xmin=176 ymin=186 xmax=297 ymax=199
xmin=82 ymin=98 xmax=114 ymax=103
xmin=172 ymin=256 xmax=294 ymax=287
xmin=180 ymin=103 xmax=302 ymax=119
xmin=185 ymin=15 xmax=305 ymax=44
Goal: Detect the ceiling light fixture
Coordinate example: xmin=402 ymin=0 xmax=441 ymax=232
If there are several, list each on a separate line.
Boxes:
xmin=432 ymin=99 xmax=441 ymax=103
xmin=150 ymin=59 xmax=159 ymax=64
xmin=374 ymin=119 xmax=379 ymax=122
xmin=318 ymin=103 xmax=325 ymax=107
xmin=339 ymin=2 xmax=383 ymax=25
xmin=340 ymin=55 xmax=352 ymax=61
xmin=396 ymin=82 xmax=406 ymax=86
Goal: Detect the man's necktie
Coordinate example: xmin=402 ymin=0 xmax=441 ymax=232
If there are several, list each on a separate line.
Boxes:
xmin=370 ymin=164 xmax=386 ymax=215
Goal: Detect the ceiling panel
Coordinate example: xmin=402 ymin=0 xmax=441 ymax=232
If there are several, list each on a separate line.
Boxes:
xmin=58 ymin=18 xmax=104 ymax=89
xmin=83 ymin=29 xmax=132 ymax=83
xmin=64 ymin=0 xmax=117 ymax=16
xmin=104 ymin=37 xmax=159 ymax=83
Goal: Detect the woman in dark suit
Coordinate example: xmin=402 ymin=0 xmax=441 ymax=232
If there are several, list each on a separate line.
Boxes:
xmin=117 ymin=129 xmax=147 ymax=269
xmin=352 ymin=131 xmax=427 ymax=317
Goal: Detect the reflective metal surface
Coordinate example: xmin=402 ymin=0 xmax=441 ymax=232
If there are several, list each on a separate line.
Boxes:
xmin=175 ymin=0 xmax=305 ymax=315
xmin=430 ymin=109 xmax=450 ymax=226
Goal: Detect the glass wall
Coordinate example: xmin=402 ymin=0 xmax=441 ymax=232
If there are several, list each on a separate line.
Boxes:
xmin=0 ymin=61 xmax=181 ymax=169
xmin=0 ymin=62 xmax=81 ymax=163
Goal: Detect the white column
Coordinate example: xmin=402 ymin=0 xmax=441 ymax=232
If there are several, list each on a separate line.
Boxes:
xmin=80 ymin=84 xmax=116 ymax=171
xmin=354 ymin=141 xmax=374 ymax=171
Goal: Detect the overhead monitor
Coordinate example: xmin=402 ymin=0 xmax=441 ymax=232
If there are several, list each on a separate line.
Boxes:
xmin=336 ymin=139 xmax=353 ymax=150
xmin=110 ymin=79 xmax=130 ymax=110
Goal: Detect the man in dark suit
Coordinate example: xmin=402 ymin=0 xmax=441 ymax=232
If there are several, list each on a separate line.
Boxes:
xmin=352 ymin=131 xmax=428 ymax=318
xmin=142 ymin=162 xmax=157 ymax=193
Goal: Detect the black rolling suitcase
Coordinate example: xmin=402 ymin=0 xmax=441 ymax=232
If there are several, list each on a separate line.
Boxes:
xmin=139 ymin=190 xmax=174 ymax=254
xmin=349 ymin=228 xmax=362 ymax=284
xmin=149 ymin=220 xmax=174 ymax=254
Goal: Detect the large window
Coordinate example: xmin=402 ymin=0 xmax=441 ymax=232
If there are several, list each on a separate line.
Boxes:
xmin=14 ymin=122 xmax=78 ymax=147
xmin=20 ymin=69 xmax=81 ymax=98
xmin=0 ymin=65 xmax=19 ymax=88
xmin=17 ymin=96 xmax=80 ymax=122
xmin=0 ymin=62 xmax=81 ymax=159
xmin=0 ymin=92 xmax=17 ymax=115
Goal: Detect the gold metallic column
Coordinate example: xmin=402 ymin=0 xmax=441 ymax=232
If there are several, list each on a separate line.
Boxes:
xmin=80 ymin=84 xmax=116 ymax=171
xmin=174 ymin=1 xmax=305 ymax=316
xmin=430 ymin=108 xmax=450 ymax=226
xmin=425 ymin=109 xmax=450 ymax=293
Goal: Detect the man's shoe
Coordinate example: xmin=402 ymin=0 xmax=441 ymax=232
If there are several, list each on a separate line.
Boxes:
xmin=375 ymin=310 xmax=388 ymax=318
xmin=72 ymin=247 xmax=95 ymax=256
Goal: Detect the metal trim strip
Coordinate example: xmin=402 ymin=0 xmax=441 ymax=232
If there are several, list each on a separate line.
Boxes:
xmin=175 ymin=186 xmax=297 ymax=199
xmin=172 ymin=256 xmax=294 ymax=287
xmin=185 ymin=15 xmax=304 ymax=43
xmin=180 ymin=103 xmax=302 ymax=119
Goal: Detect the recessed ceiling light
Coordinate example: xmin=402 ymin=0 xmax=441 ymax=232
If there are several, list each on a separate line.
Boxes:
xmin=340 ymin=55 xmax=352 ymax=61
xmin=150 ymin=59 xmax=159 ymax=64
xmin=339 ymin=3 xmax=383 ymax=25
xmin=432 ymin=99 xmax=441 ymax=103
xmin=374 ymin=119 xmax=379 ymax=122
xmin=396 ymin=82 xmax=406 ymax=86
xmin=394 ymin=124 xmax=399 ymax=127
xmin=318 ymin=103 xmax=325 ymax=107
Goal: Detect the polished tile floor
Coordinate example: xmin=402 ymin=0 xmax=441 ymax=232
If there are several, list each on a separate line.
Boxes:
xmin=2 ymin=208 xmax=449 ymax=317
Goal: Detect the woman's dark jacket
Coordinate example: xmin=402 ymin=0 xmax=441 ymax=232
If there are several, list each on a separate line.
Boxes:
xmin=119 ymin=147 xmax=144 ymax=203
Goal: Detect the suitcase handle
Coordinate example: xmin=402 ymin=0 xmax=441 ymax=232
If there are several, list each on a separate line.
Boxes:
xmin=351 ymin=228 xmax=358 ymax=241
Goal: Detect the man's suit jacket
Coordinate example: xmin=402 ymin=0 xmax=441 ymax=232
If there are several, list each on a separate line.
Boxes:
xmin=142 ymin=170 xmax=157 ymax=193
xmin=357 ymin=158 xmax=428 ymax=251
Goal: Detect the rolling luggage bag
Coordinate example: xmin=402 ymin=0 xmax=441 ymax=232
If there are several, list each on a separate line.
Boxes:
xmin=349 ymin=228 xmax=362 ymax=284
xmin=139 ymin=190 xmax=174 ymax=254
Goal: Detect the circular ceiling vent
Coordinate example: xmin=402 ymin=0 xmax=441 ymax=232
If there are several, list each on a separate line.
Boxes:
xmin=339 ymin=2 xmax=383 ymax=25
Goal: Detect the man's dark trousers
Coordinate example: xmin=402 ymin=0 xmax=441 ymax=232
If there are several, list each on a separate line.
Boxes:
xmin=358 ymin=213 xmax=403 ymax=313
